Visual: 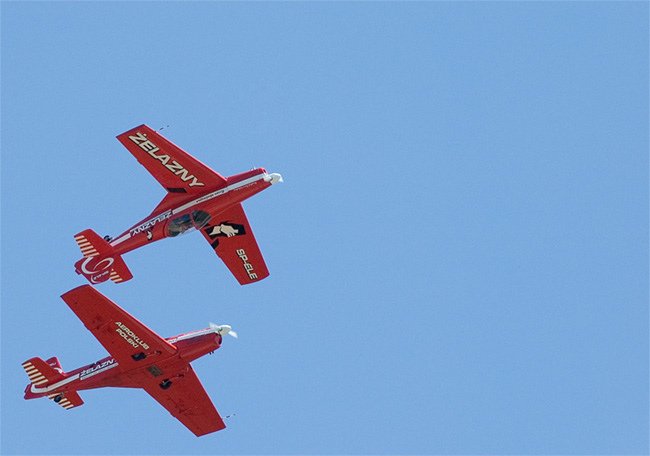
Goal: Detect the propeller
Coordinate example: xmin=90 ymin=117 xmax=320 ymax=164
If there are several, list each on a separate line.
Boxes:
xmin=209 ymin=322 xmax=238 ymax=339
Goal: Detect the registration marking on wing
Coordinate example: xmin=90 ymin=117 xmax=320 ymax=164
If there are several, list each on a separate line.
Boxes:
xmin=236 ymin=249 xmax=258 ymax=280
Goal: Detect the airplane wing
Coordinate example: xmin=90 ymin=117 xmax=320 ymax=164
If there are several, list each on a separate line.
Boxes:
xmin=61 ymin=286 xmax=177 ymax=370
xmin=116 ymin=125 xmax=227 ymax=194
xmin=200 ymin=203 xmax=270 ymax=284
xmin=142 ymin=364 xmax=226 ymax=436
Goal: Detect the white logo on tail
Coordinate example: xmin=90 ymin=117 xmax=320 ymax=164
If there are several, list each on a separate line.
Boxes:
xmin=80 ymin=257 xmax=114 ymax=284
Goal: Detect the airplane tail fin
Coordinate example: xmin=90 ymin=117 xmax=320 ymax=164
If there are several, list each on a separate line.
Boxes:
xmin=74 ymin=229 xmax=133 ymax=284
xmin=22 ymin=357 xmax=84 ymax=410
xmin=22 ymin=357 xmax=65 ymax=391
xmin=74 ymin=229 xmax=113 ymax=258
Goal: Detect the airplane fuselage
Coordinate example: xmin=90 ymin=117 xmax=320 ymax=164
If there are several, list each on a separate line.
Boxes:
xmin=109 ymin=168 xmax=275 ymax=255
xmin=25 ymin=329 xmax=222 ymax=399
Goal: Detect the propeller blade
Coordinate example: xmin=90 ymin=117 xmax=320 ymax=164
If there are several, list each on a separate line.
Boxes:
xmin=209 ymin=322 xmax=237 ymax=338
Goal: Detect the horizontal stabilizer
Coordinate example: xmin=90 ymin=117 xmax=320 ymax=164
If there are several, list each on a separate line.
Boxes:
xmin=109 ymin=254 xmax=133 ymax=284
xmin=74 ymin=229 xmax=113 ymax=258
xmin=46 ymin=390 xmax=84 ymax=410
xmin=74 ymin=230 xmax=133 ymax=284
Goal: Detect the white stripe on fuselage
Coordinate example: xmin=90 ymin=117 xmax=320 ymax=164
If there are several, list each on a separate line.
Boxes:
xmin=29 ymin=361 xmax=120 ymax=394
xmin=30 ymin=373 xmax=79 ymax=394
xmin=166 ymin=328 xmax=216 ymax=344
xmin=111 ymin=173 xmax=267 ymax=247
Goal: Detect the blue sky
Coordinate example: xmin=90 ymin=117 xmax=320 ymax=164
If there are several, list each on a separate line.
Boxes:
xmin=1 ymin=2 xmax=648 ymax=455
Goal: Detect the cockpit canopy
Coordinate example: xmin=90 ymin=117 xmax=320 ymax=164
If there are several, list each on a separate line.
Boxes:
xmin=167 ymin=210 xmax=211 ymax=237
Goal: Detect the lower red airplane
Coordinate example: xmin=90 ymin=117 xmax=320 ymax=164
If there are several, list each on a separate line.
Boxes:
xmin=73 ymin=124 xmax=283 ymax=285
xmin=22 ymin=285 xmax=235 ymax=436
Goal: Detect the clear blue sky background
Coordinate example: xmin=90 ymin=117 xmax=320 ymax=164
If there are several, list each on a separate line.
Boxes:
xmin=1 ymin=2 xmax=648 ymax=455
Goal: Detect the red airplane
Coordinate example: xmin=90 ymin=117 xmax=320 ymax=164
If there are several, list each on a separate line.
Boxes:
xmin=22 ymin=285 xmax=236 ymax=436
xmin=74 ymin=124 xmax=282 ymax=285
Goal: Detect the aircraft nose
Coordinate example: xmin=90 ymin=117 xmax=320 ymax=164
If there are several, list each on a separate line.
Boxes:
xmin=209 ymin=323 xmax=237 ymax=338
xmin=265 ymin=173 xmax=283 ymax=184
xmin=218 ymin=325 xmax=232 ymax=336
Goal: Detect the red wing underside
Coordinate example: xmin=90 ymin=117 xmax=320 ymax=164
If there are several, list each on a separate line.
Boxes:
xmin=143 ymin=365 xmax=226 ymax=436
xmin=200 ymin=203 xmax=270 ymax=284
xmin=116 ymin=125 xmax=226 ymax=194
xmin=61 ymin=286 xmax=177 ymax=369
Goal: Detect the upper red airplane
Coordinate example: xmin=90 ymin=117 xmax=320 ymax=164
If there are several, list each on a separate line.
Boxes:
xmin=22 ymin=285 xmax=235 ymax=436
xmin=74 ymin=124 xmax=282 ymax=285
